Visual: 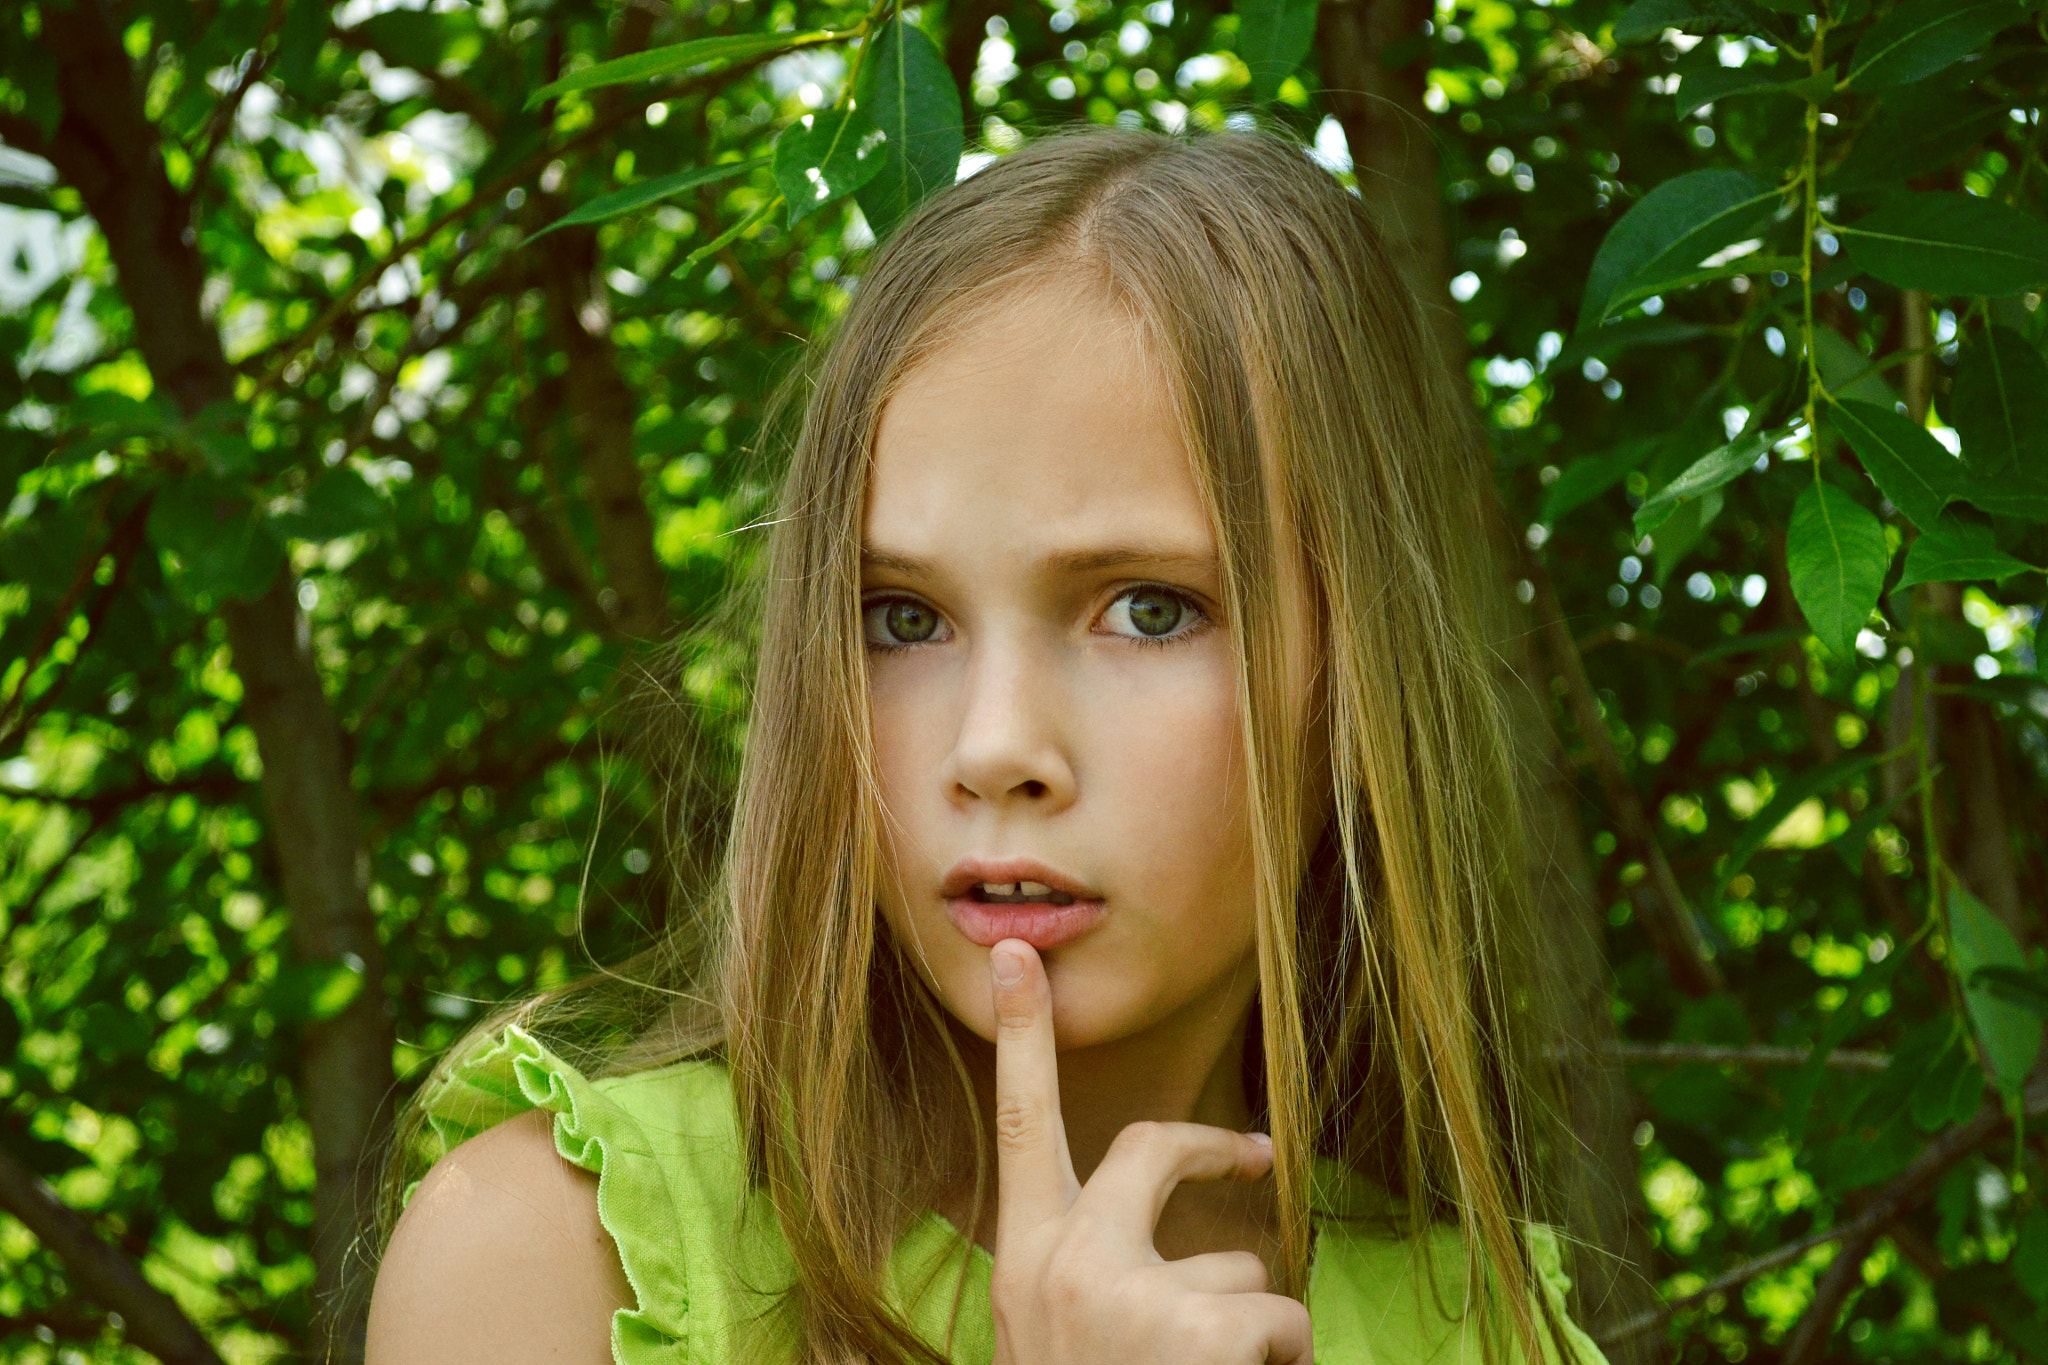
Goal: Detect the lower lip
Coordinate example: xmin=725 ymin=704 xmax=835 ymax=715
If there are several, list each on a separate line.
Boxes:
xmin=945 ymin=897 xmax=1107 ymax=951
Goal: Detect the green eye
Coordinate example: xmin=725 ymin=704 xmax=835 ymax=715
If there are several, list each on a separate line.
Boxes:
xmin=1115 ymin=588 xmax=1189 ymax=638
xmin=864 ymin=598 xmax=941 ymax=646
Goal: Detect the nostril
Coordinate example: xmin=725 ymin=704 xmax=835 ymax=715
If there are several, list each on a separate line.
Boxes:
xmin=1019 ymin=779 xmax=1047 ymax=799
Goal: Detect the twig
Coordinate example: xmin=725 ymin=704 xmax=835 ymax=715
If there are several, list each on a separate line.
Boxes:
xmin=1596 ymin=1042 xmax=1891 ymax=1072
xmin=0 ymin=1144 xmax=227 ymax=1365
xmin=0 ymin=499 xmax=151 ymax=754
xmin=1526 ymin=551 xmax=1725 ymax=996
xmin=1596 ymin=1071 xmax=2048 ymax=1349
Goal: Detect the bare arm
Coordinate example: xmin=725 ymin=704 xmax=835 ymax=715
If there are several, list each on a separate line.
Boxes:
xmin=366 ymin=1109 xmax=632 ymax=1365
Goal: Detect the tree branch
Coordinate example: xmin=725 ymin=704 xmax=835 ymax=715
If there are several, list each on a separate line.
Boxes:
xmin=1528 ymin=552 xmax=1725 ymax=996
xmin=1598 ymin=1042 xmax=1891 ymax=1072
xmin=1596 ymin=1070 xmax=2048 ymax=1350
xmin=0 ymin=1143 xmax=227 ymax=1365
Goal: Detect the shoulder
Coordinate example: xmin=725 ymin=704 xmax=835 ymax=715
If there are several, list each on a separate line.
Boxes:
xmin=366 ymin=1107 xmax=630 ymax=1365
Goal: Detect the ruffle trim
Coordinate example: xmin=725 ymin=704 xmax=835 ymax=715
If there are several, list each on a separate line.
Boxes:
xmin=415 ymin=1024 xmax=691 ymax=1365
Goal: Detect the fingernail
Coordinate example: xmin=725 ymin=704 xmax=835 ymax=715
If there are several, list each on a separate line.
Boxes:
xmin=991 ymin=945 xmax=1026 ymax=986
xmin=1248 ymin=1132 xmax=1273 ymax=1148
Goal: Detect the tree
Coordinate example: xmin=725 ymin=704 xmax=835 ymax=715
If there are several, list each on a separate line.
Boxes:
xmin=1 ymin=0 xmax=2045 ymax=1362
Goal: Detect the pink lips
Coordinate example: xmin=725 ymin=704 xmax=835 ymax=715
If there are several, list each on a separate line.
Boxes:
xmin=941 ymin=856 xmax=1107 ymax=952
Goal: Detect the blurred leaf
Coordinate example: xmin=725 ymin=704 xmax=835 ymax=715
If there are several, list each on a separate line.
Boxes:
xmin=1543 ymin=439 xmax=1658 ymax=524
xmin=1549 ymin=318 xmax=1714 ymax=373
xmin=1831 ymin=79 xmax=2007 ymax=191
xmin=274 ymin=0 xmax=329 ymax=97
xmin=526 ymin=158 xmax=768 ymax=242
xmin=1237 ymin=0 xmax=1321 ymax=102
xmin=1830 ymin=770 xmax=1930 ymax=871
xmin=1635 ymin=425 xmax=1782 ymax=537
xmin=853 ymin=17 xmax=963 ymax=241
xmin=1787 ymin=479 xmax=1888 ymax=657
xmin=270 ymin=468 xmax=389 ymax=543
xmin=527 ymin=32 xmax=829 ymax=105
xmin=1614 ymin=0 xmax=1777 ymax=43
xmin=1947 ymin=885 xmax=2044 ymax=1095
xmin=1838 ymin=193 xmax=2048 ymax=297
xmin=2016 ymin=1207 xmax=2048 ymax=1311
xmin=774 ymin=107 xmax=887 ymax=226
xmin=1579 ymin=169 xmax=1780 ymax=331
xmin=271 ymin=959 xmax=367 ymax=1025
xmin=1813 ymin=328 xmax=1896 ymax=407
xmin=1834 ymin=397 xmax=1964 ymax=531
xmin=1969 ymin=966 xmax=2048 ymax=1019
xmin=147 ymin=478 xmax=283 ymax=602
xmin=1715 ymin=752 xmax=1883 ymax=895
xmin=1896 ymin=514 xmax=2037 ymax=588
xmin=1845 ymin=0 xmax=2027 ymax=92
xmin=1909 ymin=1030 xmax=1983 ymax=1131
xmin=1652 ymin=487 xmax=1724 ymax=585
xmin=1949 ymin=325 xmax=2048 ymax=484
xmin=1675 ymin=64 xmax=1830 ymax=121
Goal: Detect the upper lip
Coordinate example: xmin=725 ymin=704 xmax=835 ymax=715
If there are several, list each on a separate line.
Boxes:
xmin=940 ymin=857 xmax=1101 ymax=901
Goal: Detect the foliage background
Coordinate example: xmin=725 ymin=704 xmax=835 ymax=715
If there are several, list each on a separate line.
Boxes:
xmin=1 ymin=0 xmax=2046 ymax=1362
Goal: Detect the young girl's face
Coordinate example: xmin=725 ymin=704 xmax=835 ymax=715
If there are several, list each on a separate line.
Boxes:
xmin=863 ymin=278 xmax=1306 ymax=1052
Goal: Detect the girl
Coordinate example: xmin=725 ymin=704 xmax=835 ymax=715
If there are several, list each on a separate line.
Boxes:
xmin=365 ymin=122 xmax=1615 ymax=1365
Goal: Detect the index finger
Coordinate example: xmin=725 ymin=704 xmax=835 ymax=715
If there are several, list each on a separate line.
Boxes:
xmin=990 ymin=939 xmax=1078 ymax=1236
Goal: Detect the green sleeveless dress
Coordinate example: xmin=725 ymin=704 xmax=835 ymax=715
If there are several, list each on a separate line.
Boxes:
xmin=415 ymin=1024 xmax=1611 ymax=1365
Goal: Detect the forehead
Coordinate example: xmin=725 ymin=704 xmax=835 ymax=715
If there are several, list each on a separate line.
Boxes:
xmin=864 ymin=281 xmax=1211 ymax=557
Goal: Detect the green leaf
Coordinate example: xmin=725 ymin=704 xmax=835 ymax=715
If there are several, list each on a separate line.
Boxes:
xmin=1633 ymin=425 xmax=1782 ymax=537
xmin=1715 ymin=752 xmax=1883 ymax=896
xmin=526 ymin=158 xmax=768 ymax=242
xmin=270 ymin=468 xmax=389 ymax=543
xmin=1614 ymin=0 xmax=1775 ymax=43
xmin=1909 ymin=1031 xmax=1983 ymax=1130
xmin=1833 ymin=397 xmax=1965 ymax=531
xmin=773 ymin=107 xmax=888 ymax=226
xmin=1674 ymin=64 xmax=1828 ymax=121
xmin=1542 ymin=440 xmax=1658 ymax=524
xmin=1787 ymin=479 xmax=1889 ymax=657
xmin=1947 ymin=884 xmax=2044 ymax=1096
xmin=1970 ymin=966 xmax=2048 ymax=1019
xmin=1846 ymin=0 xmax=2026 ymax=92
xmin=1830 ymin=79 xmax=2006 ymax=192
xmin=853 ymin=17 xmax=964 ymax=241
xmin=1949 ymin=325 xmax=2048 ymax=483
xmin=1813 ymin=328 xmax=1896 ymax=407
xmin=1579 ymin=170 xmax=1780 ymax=331
xmin=147 ymin=478 xmax=283 ymax=603
xmin=1236 ymin=0 xmax=1322 ymax=103
xmin=274 ymin=0 xmax=329 ymax=98
xmin=527 ymin=32 xmax=832 ymax=105
xmin=1838 ymin=193 xmax=2048 ymax=297
xmin=1651 ymin=488 xmax=1725 ymax=586
xmin=1896 ymin=514 xmax=2037 ymax=588
xmin=1549 ymin=318 xmax=1714 ymax=374
xmin=2016 ymin=1208 xmax=2048 ymax=1311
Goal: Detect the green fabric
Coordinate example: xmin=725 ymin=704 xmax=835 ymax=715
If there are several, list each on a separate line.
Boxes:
xmin=415 ymin=1025 xmax=1610 ymax=1365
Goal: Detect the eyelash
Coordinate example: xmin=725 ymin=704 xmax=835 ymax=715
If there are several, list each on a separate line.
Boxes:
xmin=859 ymin=585 xmax=1213 ymax=654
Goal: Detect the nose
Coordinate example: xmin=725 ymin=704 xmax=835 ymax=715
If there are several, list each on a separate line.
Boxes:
xmin=940 ymin=636 xmax=1076 ymax=813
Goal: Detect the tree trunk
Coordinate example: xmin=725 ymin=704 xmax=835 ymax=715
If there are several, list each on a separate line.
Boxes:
xmin=40 ymin=4 xmax=392 ymax=1358
xmin=1315 ymin=6 xmax=1663 ymax=1356
xmin=1315 ymin=0 xmax=1465 ymax=372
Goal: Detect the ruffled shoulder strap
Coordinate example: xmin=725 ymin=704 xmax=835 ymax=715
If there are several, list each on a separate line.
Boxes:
xmin=413 ymin=1024 xmax=797 ymax=1365
xmin=1305 ymin=1158 xmax=1610 ymax=1365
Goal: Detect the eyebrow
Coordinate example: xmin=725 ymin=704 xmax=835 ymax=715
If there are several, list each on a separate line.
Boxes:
xmin=860 ymin=544 xmax=1217 ymax=577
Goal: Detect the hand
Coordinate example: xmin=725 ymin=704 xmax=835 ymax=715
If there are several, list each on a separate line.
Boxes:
xmin=986 ymin=939 xmax=1314 ymax=1364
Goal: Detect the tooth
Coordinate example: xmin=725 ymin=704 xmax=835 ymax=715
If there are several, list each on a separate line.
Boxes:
xmin=1018 ymin=881 xmax=1052 ymax=897
xmin=985 ymin=882 xmax=1017 ymax=896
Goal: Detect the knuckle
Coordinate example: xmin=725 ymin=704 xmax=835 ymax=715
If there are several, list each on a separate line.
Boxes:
xmin=1225 ymin=1250 xmax=1269 ymax=1291
xmin=1112 ymin=1119 xmax=1168 ymax=1155
xmin=993 ymin=1096 xmax=1043 ymax=1153
xmin=993 ymin=995 xmax=1037 ymax=1034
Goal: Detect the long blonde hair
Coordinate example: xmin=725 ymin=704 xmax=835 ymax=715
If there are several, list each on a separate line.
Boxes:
xmin=383 ymin=120 xmax=1583 ymax=1365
